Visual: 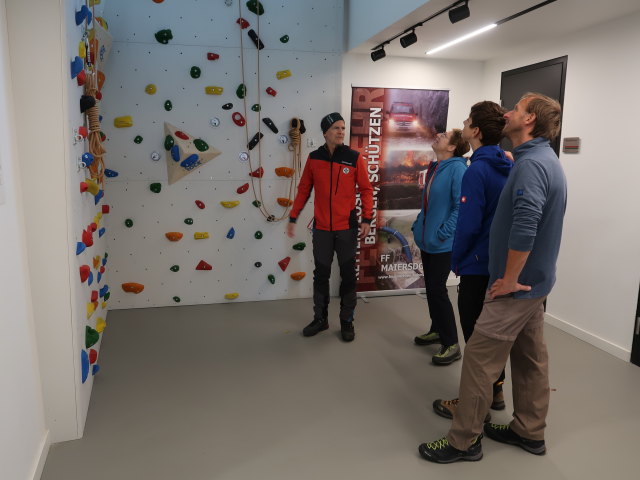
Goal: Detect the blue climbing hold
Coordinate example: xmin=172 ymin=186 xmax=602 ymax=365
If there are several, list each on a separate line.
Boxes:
xmin=226 ymin=227 xmax=235 ymax=239
xmin=76 ymin=242 xmax=86 ymax=255
xmin=92 ymin=364 xmax=100 ymax=376
xmin=180 ymin=154 xmax=200 ymax=170
xmin=75 ymin=5 xmax=92 ymax=25
xmin=171 ymin=144 xmax=180 ymax=162
xmin=99 ymin=285 xmax=109 ymax=298
xmin=82 ymin=152 xmax=94 ymax=167
xmin=97 ymin=272 xmax=102 ymax=284
xmin=87 ymin=271 xmax=94 ymax=286
xmin=81 ymin=350 xmax=90 ymax=383
xmin=94 ymin=189 xmax=104 ymax=205
xmin=98 ymin=227 xmax=106 ymax=237
xmin=70 ymin=56 xmax=84 ymax=79
xmin=104 ymin=169 xmax=119 ymax=178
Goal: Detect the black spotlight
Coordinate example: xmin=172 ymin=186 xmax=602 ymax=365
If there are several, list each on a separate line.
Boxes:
xmin=399 ymin=30 xmax=417 ymax=48
xmin=449 ymin=1 xmax=470 ymax=24
xmin=371 ymin=48 xmax=386 ymax=62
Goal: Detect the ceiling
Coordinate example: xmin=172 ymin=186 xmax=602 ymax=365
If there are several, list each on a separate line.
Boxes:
xmin=348 ymin=0 xmax=640 ymax=61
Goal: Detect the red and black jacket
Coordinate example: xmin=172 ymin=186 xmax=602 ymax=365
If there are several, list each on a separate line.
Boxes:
xmin=289 ymin=144 xmax=374 ymax=231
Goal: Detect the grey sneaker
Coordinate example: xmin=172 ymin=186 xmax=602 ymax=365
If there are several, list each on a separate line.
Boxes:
xmin=432 ymin=343 xmax=461 ymax=365
xmin=414 ymin=331 xmax=440 ymax=345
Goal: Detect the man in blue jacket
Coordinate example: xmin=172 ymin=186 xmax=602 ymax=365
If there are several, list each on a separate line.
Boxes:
xmin=419 ymin=93 xmax=566 ymax=463
xmin=432 ymin=101 xmax=512 ymax=420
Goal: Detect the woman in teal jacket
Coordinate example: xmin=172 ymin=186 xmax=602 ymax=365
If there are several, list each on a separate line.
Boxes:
xmin=412 ymin=129 xmax=469 ymax=365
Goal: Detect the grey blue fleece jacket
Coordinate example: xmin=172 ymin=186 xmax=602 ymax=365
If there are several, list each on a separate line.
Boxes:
xmin=488 ymin=137 xmax=567 ymax=298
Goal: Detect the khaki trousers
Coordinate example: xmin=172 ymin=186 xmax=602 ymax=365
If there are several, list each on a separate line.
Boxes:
xmin=447 ymin=294 xmax=549 ymax=450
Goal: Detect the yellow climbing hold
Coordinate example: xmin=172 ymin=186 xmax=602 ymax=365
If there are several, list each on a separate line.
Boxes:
xmin=78 ymin=40 xmax=86 ymax=58
xmin=276 ymin=69 xmax=292 ymax=80
xmin=87 ymin=302 xmax=96 ymax=319
xmin=224 ymin=293 xmax=239 ymax=300
xmin=101 ymin=301 xmax=108 ymax=310
xmin=95 ymin=317 xmax=107 ymax=333
xmin=220 ymin=201 xmax=240 ymax=208
xmin=83 ymin=178 xmax=100 ymax=196
xmin=145 ymin=84 xmax=157 ymax=95
xmin=194 ymin=232 xmax=210 ymax=239
xmin=114 ymin=115 xmax=133 ymax=128
xmin=205 ymin=86 xmax=224 ymax=95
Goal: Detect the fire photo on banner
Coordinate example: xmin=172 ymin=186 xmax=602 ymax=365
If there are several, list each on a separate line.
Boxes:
xmin=350 ymin=87 xmax=449 ymax=293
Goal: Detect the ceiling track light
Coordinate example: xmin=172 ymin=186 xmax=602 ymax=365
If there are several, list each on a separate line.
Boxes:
xmin=448 ymin=1 xmax=470 ymax=24
xmin=399 ymin=30 xmax=417 ymax=48
xmin=371 ymin=47 xmax=386 ymax=62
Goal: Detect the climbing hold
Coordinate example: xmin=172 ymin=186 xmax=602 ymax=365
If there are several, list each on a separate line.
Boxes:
xmin=280 ymin=34 xmax=289 ymax=43
xmin=164 ymin=135 xmax=174 ymax=151
xmin=99 ymin=285 xmax=109 ymax=298
xmin=114 ymin=115 xmax=133 ymax=128
xmin=89 ymin=348 xmax=98 ymax=365
xmin=75 ymin=5 xmax=92 ymax=25
xmin=180 ymin=154 xmax=200 ymax=170
xmin=246 ymin=0 xmax=264 ymax=15
xmin=190 ymin=66 xmax=201 ymax=78
xmin=225 ymin=293 xmax=239 ymax=300
xmin=151 ymin=151 xmax=161 ymax=161
xmin=80 ymin=95 xmax=95 ymax=113
xmin=292 ymin=242 xmax=306 ymax=251
xmin=220 ymin=201 xmax=240 ymax=208
xmin=86 ymin=326 xmax=100 ymax=348
xmin=124 ymin=218 xmax=133 ymax=228
xmin=251 ymin=103 xmax=261 ymax=112
xmin=76 ymin=69 xmax=87 ymax=87
xmin=104 ymin=292 xmax=111 ymax=301
xmin=262 ymin=118 xmax=278 ymax=134
xmin=93 ymin=255 xmax=101 ymax=269
xmin=170 ymin=265 xmax=180 ymax=272
xmin=290 ymin=272 xmax=306 ymax=281
xmin=239 ymin=152 xmax=249 ymax=162
xmin=276 ymin=69 xmax=292 ymax=80
xmin=210 ymin=117 xmax=220 ymax=127
xmin=145 ymin=84 xmax=157 ymax=95
xmin=164 ymin=100 xmax=173 ymax=111
xmin=87 ymin=271 xmax=94 ymax=286
xmin=249 ymin=166 xmax=264 ymax=178
xmin=91 ymin=290 xmax=99 ymax=303
xmin=80 ymin=265 xmax=91 ymax=283
xmin=196 ymin=260 xmax=213 ymax=271
xmin=252 ymin=200 xmax=262 ymax=208
xmin=226 ymin=227 xmax=235 ymax=239
xmin=193 ymin=139 xmax=209 ymax=152
xmin=154 ymin=29 xmax=173 ymax=44
xmin=92 ymin=364 xmax=100 ymax=376
xmin=195 ymin=200 xmax=205 ymax=209
xmin=277 ymin=197 xmax=293 ymax=207
xmin=232 ymin=112 xmax=246 ymax=127
xmin=104 ymin=169 xmax=118 ymax=178
xmin=81 ymin=350 xmax=90 ymax=383
xmin=266 ymin=87 xmax=277 ymax=97
xmin=275 ymin=167 xmax=294 ymax=177
xmin=278 ymin=256 xmax=291 ymax=271
xmin=122 ymin=282 xmax=145 ymax=293
xmin=70 ymin=56 xmax=84 ymax=79
xmin=153 ymin=0 xmax=165 ymax=3
xmin=82 ymin=229 xmax=93 ymax=247
xmin=184 ymin=217 xmax=194 ymax=225
xmin=207 ymin=52 xmax=220 ymax=60
xmin=194 ymin=232 xmax=210 ymax=239
xmin=222 ymin=103 xmax=233 ymax=110
xmin=236 ymin=17 xmax=250 ymax=29
xmin=247 ymin=29 xmax=264 ymax=50
xmin=165 ymin=232 xmax=184 ymax=241
xmin=247 ymin=132 xmax=264 ymax=150
xmin=89 ymin=223 xmax=98 ymax=233
xmin=237 ymin=183 xmax=249 ymax=194
xmin=86 ymin=301 xmax=97 ymax=319
xmin=76 ymin=242 xmax=86 ymax=255
xmin=236 ymin=83 xmax=247 ymax=99
xmin=205 ymin=86 xmax=224 ymax=95
xmin=94 ymin=190 xmax=104 ymax=205
xmin=134 ymin=135 xmax=143 ymax=144
xmin=173 ymin=131 xmax=188 ymax=141
xmin=254 ymin=231 xmax=263 ymax=239
xmin=95 ymin=317 xmax=106 ymax=333
xmin=150 ymin=182 xmax=162 ymax=193
xmin=255 ymin=262 xmax=262 ymax=268
xmin=98 ymin=227 xmax=106 ymax=238
xmin=268 ymin=274 xmax=275 ymax=284
xmin=81 ymin=152 xmax=94 ymax=167
xmin=172 ymin=296 xmax=181 ymax=303
xmin=171 ymin=145 xmax=180 ymax=162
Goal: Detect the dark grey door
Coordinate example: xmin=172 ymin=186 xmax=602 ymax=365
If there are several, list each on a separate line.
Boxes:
xmin=631 ymin=284 xmax=640 ymax=367
xmin=499 ymin=56 xmax=568 ymax=156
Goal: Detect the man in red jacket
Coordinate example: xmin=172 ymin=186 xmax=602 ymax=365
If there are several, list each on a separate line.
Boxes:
xmin=287 ymin=112 xmax=374 ymax=342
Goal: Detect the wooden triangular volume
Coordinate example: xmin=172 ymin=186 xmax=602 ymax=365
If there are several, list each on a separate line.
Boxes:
xmin=163 ymin=122 xmax=222 ymax=185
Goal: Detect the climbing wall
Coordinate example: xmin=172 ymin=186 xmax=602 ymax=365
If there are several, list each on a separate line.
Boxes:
xmin=101 ymin=0 xmax=344 ymax=308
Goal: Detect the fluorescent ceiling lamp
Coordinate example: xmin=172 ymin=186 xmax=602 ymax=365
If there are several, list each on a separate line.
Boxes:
xmin=426 ymin=23 xmax=497 ymax=55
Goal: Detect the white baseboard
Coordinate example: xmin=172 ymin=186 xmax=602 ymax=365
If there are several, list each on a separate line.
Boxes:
xmin=545 ymin=313 xmax=631 ymax=362
xmin=31 ymin=429 xmax=50 ymax=480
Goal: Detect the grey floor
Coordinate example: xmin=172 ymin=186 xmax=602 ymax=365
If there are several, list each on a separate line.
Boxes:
xmin=42 ymin=292 xmax=640 ymax=480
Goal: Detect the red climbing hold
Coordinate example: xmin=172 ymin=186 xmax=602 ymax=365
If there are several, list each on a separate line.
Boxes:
xmin=249 ymin=167 xmax=264 ymax=178
xmin=100 ymin=266 xmax=105 ymax=274
xmin=195 ymin=200 xmax=205 ymax=209
xmin=91 ymin=290 xmax=98 ymax=302
xmin=76 ymin=70 xmax=86 ymax=86
xmin=82 ymin=229 xmax=94 ymax=247
xmin=237 ymin=183 xmax=249 ymax=194
xmin=102 ymin=205 xmax=110 ymax=214
xmin=266 ymin=87 xmax=277 ymax=97
xmin=207 ymin=52 xmax=220 ymax=60
xmin=232 ymin=112 xmax=246 ymax=127
xmin=78 ymin=126 xmax=88 ymax=138
xmin=175 ymin=130 xmax=189 ymax=140
xmin=80 ymin=265 xmax=91 ymax=283
xmin=236 ymin=17 xmax=250 ymax=29
xmin=89 ymin=348 xmax=98 ymax=364
xmin=196 ymin=260 xmax=213 ymax=271
xmin=89 ymin=222 xmax=97 ymax=232
xmin=278 ymin=256 xmax=291 ymax=271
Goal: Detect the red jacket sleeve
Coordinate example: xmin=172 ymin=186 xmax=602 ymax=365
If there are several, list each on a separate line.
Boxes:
xmin=356 ymin=153 xmax=374 ymax=222
xmin=289 ymin=155 xmax=314 ymax=222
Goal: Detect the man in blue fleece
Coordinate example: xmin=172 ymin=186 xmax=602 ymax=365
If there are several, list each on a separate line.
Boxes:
xmin=432 ymin=101 xmax=512 ymax=420
xmin=419 ymin=93 xmax=566 ymax=463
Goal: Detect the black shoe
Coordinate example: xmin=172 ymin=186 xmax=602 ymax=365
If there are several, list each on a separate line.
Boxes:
xmin=418 ymin=435 xmax=483 ymax=464
xmin=302 ymin=318 xmax=328 ymax=337
xmin=483 ymin=423 xmax=546 ymax=455
xmin=340 ymin=320 xmax=355 ymax=342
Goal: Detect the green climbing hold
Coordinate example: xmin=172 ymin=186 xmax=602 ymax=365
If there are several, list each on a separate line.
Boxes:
xmin=150 ymin=182 xmax=162 ymax=193
xmin=251 ymin=103 xmax=261 ymax=112
xmin=104 ymin=292 xmax=110 ymax=301
xmin=292 ymin=242 xmax=306 ymax=251
xmin=193 ymin=139 xmax=209 ymax=152
xmin=170 ymin=265 xmax=180 ymax=272
xmin=184 ymin=218 xmax=193 ymax=225
xmin=252 ymin=200 xmax=262 ymax=208
xmin=246 ymin=0 xmax=264 ymax=15
xmin=280 ymin=35 xmax=289 ymax=43
xmin=164 ymin=135 xmax=174 ymax=151
xmin=173 ymin=296 xmax=181 ymax=303
xmin=268 ymin=274 xmax=275 ymax=284
xmin=86 ymin=326 xmax=99 ymax=348
xmin=236 ymin=83 xmax=247 ymax=99
xmin=254 ymin=231 xmax=263 ymax=239
xmin=125 ymin=218 xmax=133 ymax=228
xmin=134 ymin=135 xmax=143 ymax=144
xmin=154 ymin=29 xmax=173 ymax=44
xmin=164 ymin=100 xmax=173 ymax=111
xmin=190 ymin=66 xmax=201 ymax=79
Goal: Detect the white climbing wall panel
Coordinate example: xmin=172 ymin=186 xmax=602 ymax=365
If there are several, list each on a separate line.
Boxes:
xmin=102 ymin=0 xmax=344 ymax=308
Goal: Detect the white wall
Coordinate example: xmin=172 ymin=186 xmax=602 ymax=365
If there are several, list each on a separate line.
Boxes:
xmin=482 ymin=12 xmax=640 ymax=359
xmin=0 ymin=1 xmax=49 ymax=478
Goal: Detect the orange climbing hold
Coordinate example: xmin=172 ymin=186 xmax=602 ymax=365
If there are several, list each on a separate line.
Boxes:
xmin=165 ymin=232 xmax=184 ymax=241
xmin=290 ymin=272 xmax=306 ymax=281
xmin=122 ymin=282 xmax=145 ymax=293
xmin=275 ymin=167 xmax=295 ymax=177
xmin=277 ymin=197 xmax=293 ymax=207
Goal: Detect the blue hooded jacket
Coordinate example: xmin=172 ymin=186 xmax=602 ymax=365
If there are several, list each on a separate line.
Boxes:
xmin=412 ymin=156 xmax=467 ymax=254
xmin=451 ymin=145 xmax=512 ymax=275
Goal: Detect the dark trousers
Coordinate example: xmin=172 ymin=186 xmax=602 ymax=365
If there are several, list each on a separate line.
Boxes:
xmin=458 ymin=275 xmax=505 ymax=388
xmin=421 ymin=250 xmax=458 ymax=346
xmin=312 ymin=228 xmax=358 ymax=322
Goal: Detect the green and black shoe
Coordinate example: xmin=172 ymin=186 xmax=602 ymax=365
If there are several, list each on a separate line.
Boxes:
xmin=418 ymin=435 xmax=483 ymax=464
xmin=414 ymin=331 xmax=440 ymax=346
xmin=483 ymin=423 xmax=546 ymax=455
